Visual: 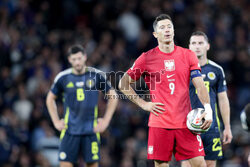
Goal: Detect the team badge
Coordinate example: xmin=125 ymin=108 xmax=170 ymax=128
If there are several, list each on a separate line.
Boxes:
xmin=59 ymin=152 xmax=67 ymax=160
xmin=76 ymin=81 xmax=84 ymax=87
xmin=86 ymin=79 xmax=95 ymax=88
xmin=164 ymin=59 xmax=175 ymax=71
xmin=148 ymin=146 xmax=154 ymax=154
xmin=207 ymin=72 xmax=216 ymax=80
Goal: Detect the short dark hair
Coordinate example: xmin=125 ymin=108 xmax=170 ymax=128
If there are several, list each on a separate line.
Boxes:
xmin=68 ymin=44 xmax=86 ymax=57
xmin=190 ymin=31 xmax=209 ymax=42
xmin=153 ymin=14 xmax=172 ymax=32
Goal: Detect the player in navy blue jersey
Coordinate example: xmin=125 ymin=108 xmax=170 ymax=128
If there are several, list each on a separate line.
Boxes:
xmin=240 ymin=103 xmax=250 ymax=166
xmin=181 ymin=31 xmax=233 ymax=167
xmin=46 ymin=44 xmax=118 ymax=167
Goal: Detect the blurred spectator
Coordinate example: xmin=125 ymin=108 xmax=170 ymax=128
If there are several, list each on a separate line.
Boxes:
xmin=0 ymin=127 xmax=13 ymax=164
xmin=36 ymin=126 xmax=59 ymax=166
xmin=13 ymin=84 xmax=33 ymax=122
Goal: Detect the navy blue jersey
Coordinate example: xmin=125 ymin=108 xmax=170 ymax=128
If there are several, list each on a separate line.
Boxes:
xmin=51 ymin=67 xmax=112 ymax=135
xmin=189 ymin=60 xmax=227 ymax=133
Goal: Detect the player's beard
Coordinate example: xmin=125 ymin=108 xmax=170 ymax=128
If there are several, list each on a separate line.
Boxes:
xmin=74 ymin=65 xmax=85 ymax=74
xmin=197 ymin=55 xmax=202 ymax=59
xmin=196 ymin=52 xmax=204 ymax=60
xmin=163 ymin=36 xmax=174 ymax=46
xmin=163 ymin=35 xmax=173 ymax=43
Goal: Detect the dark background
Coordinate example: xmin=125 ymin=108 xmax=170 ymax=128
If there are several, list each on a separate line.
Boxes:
xmin=0 ymin=0 xmax=249 ymax=166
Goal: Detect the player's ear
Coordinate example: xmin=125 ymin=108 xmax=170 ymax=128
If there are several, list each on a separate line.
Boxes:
xmin=68 ymin=56 xmax=72 ymax=64
xmin=207 ymin=43 xmax=210 ymax=51
xmin=83 ymin=54 xmax=87 ymax=61
xmin=153 ymin=31 xmax=158 ymax=38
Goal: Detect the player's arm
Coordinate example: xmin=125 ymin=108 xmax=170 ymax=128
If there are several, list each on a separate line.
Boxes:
xmin=218 ymin=91 xmax=232 ymax=144
xmin=94 ymin=88 xmax=118 ymax=133
xmin=118 ymin=73 xmax=165 ymax=116
xmin=192 ymin=75 xmax=212 ymax=130
xmin=46 ymin=91 xmax=66 ymax=131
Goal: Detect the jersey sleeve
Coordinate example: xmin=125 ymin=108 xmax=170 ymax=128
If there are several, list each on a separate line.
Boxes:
xmin=51 ymin=75 xmax=63 ymax=96
xmin=96 ymin=72 xmax=112 ymax=94
xmin=188 ymin=50 xmax=201 ymax=71
xmin=126 ymin=53 xmax=146 ymax=81
xmin=217 ymin=67 xmax=227 ymax=93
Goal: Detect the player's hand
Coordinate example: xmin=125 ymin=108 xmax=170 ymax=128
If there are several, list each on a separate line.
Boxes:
xmin=223 ymin=128 xmax=233 ymax=144
xmin=200 ymin=104 xmax=213 ymax=130
xmin=54 ymin=119 xmax=66 ymax=131
xmin=200 ymin=112 xmax=212 ymax=130
xmin=142 ymin=102 xmax=165 ymax=116
xmin=94 ymin=118 xmax=109 ymax=133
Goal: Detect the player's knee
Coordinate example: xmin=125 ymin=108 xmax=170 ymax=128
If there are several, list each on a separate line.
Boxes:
xmin=206 ymin=160 xmax=216 ymax=167
xmin=60 ymin=161 xmax=73 ymax=167
xmin=181 ymin=160 xmax=192 ymax=167
xmin=195 ymin=160 xmax=206 ymax=167
xmin=86 ymin=162 xmax=98 ymax=167
xmin=154 ymin=160 xmax=169 ymax=167
xmin=188 ymin=156 xmax=207 ymax=167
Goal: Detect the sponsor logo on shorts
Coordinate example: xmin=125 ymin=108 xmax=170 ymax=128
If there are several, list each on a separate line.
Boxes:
xmin=148 ymin=146 xmax=153 ymax=154
xmin=92 ymin=154 xmax=99 ymax=160
xmin=198 ymin=148 xmax=204 ymax=152
xmin=59 ymin=152 xmax=67 ymax=160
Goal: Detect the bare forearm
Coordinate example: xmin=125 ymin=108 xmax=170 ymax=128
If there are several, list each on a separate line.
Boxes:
xmin=104 ymin=90 xmax=118 ymax=122
xmin=119 ymin=73 xmax=147 ymax=108
xmin=197 ymin=85 xmax=210 ymax=105
xmin=218 ymin=92 xmax=231 ymax=129
xmin=192 ymin=77 xmax=210 ymax=105
xmin=46 ymin=92 xmax=60 ymax=125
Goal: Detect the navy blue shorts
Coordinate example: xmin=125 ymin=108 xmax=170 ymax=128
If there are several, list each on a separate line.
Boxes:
xmin=201 ymin=132 xmax=223 ymax=160
xmin=59 ymin=132 xmax=100 ymax=163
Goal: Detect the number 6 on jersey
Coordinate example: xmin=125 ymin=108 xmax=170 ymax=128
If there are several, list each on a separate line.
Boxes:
xmin=169 ymin=83 xmax=175 ymax=95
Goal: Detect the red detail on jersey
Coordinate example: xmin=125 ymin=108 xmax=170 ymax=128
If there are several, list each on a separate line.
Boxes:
xmin=127 ymin=46 xmax=201 ymax=129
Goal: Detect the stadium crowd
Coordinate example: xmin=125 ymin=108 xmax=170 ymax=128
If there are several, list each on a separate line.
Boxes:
xmin=0 ymin=0 xmax=249 ymax=166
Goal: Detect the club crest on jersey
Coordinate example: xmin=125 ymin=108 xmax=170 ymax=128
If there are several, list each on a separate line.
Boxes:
xmin=76 ymin=81 xmax=84 ymax=87
xmin=164 ymin=59 xmax=175 ymax=71
xmin=86 ymin=79 xmax=95 ymax=88
xmin=207 ymin=72 xmax=216 ymax=80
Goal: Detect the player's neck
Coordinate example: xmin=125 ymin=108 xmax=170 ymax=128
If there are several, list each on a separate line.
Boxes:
xmin=158 ymin=41 xmax=174 ymax=53
xmin=199 ymin=56 xmax=207 ymax=66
